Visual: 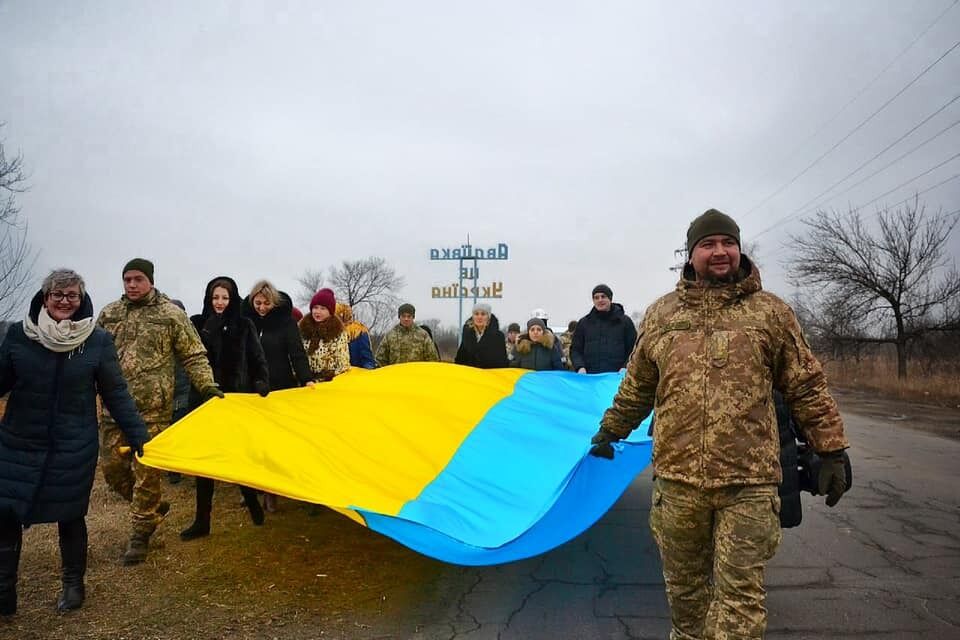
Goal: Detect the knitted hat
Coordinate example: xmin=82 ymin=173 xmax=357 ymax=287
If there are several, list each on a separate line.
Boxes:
xmin=122 ymin=258 xmax=154 ymax=284
xmin=472 ymin=303 xmax=491 ymax=314
xmin=592 ymin=284 xmax=613 ymax=299
xmin=309 ymin=288 xmax=336 ymax=315
xmin=686 ymin=208 xmax=740 ymax=256
xmin=526 ymin=318 xmax=546 ymax=330
xmin=507 ymin=322 xmax=521 ymax=333
xmin=398 ymin=303 xmax=416 ymax=317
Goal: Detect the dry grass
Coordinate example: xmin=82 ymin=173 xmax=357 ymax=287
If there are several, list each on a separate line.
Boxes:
xmin=823 ymin=354 xmax=960 ymax=407
xmin=3 ymin=473 xmax=463 ymax=640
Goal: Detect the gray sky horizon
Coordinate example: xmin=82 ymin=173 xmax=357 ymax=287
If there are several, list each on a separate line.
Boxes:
xmin=2 ymin=1 xmax=958 ymax=330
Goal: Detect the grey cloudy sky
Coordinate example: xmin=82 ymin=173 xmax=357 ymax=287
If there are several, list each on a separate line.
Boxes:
xmin=2 ymin=1 xmax=959 ymax=328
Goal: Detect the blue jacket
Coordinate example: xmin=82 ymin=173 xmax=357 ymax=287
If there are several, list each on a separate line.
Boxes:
xmin=0 ymin=292 xmax=148 ymax=524
xmin=348 ymin=332 xmax=377 ymax=369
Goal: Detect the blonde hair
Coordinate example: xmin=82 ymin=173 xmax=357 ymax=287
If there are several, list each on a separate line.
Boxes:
xmin=248 ymin=280 xmax=280 ymax=306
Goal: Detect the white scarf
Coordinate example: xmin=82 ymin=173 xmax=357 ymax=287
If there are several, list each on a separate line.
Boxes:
xmin=23 ymin=306 xmax=96 ymax=353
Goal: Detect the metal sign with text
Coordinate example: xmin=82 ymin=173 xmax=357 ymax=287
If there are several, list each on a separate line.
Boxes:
xmin=429 ymin=240 xmax=509 ymax=330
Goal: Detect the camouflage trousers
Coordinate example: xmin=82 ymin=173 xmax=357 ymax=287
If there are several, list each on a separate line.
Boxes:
xmin=650 ymin=478 xmax=782 ymax=640
xmin=100 ymin=419 xmax=169 ymax=537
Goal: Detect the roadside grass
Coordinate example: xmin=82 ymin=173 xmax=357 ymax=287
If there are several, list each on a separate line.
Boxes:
xmin=822 ymin=355 xmax=960 ymax=407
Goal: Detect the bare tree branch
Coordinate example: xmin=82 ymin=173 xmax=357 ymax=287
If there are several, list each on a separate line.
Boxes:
xmin=786 ymin=197 xmax=960 ymax=379
xmin=0 ymin=125 xmax=35 ymax=320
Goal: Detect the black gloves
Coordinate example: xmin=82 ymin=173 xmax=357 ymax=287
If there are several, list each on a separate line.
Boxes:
xmin=817 ymin=450 xmax=849 ymax=507
xmin=201 ymin=385 xmax=225 ymax=401
xmin=130 ymin=433 xmax=152 ymax=458
xmin=316 ymin=370 xmax=335 ymax=382
xmin=589 ymin=429 xmax=621 ymax=460
xmin=254 ymin=380 xmax=270 ymax=397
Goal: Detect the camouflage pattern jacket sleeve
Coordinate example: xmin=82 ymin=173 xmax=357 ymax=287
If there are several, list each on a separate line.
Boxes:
xmin=772 ymin=305 xmax=848 ymax=454
xmin=97 ymin=291 xmax=214 ymax=424
xmin=599 ymin=311 xmax=658 ymax=437
xmin=601 ymin=260 xmax=846 ymax=489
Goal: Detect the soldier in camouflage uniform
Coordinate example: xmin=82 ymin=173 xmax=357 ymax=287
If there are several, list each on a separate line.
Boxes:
xmin=97 ymin=259 xmax=222 ymax=565
xmin=375 ymin=303 xmax=440 ymax=366
xmin=589 ymin=210 xmax=850 ymax=640
xmin=559 ymin=320 xmax=577 ymax=370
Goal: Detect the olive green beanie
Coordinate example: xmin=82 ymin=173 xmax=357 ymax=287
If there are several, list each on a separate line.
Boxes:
xmin=122 ymin=258 xmax=155 ymax=283
xmin=686 ymin=209 xmax=740 ymax=256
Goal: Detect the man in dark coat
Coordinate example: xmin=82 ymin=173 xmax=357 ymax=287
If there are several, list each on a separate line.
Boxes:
xmin=0 ymin=270 xmax=149 ymax=614
xmin=570 ymin=284 xmax=638 ymax=373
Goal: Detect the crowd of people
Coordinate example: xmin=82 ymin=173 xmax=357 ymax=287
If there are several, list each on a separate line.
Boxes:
xmin=0 ymin=207 xmax=851 ymax=640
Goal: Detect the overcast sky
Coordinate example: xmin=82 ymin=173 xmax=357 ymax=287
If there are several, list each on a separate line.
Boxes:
xmin=2 ymin=1 xmax=959 ymax=329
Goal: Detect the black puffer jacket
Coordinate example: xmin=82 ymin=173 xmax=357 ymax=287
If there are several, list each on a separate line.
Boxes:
xmin=190 ymin=277 xmax=269 ymax=395
xmin=455 ymin=314 xmax=508 ymax=369
xmin=0 ymin=291 xmax=149 ymax=524
xmin=243 ymin=291 xmax=312 ymax=390
xmin=570 ymin=302 xmax=638 ymax=373
xmin=776 ymin=391 xmax=802 ymax=528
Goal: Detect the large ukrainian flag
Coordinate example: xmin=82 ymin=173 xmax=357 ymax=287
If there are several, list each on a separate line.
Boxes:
xmin=140 ymin=363 xmax=652 ymax=565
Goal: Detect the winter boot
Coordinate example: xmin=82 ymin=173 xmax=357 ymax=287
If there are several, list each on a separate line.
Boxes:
xmin=179 ymin=514 xmax=211 ymax=541
xmin=181 ymin=478 xmax=213 ymax=540
xmin=57 ymin=519 xmax=87 ymax=612
xmin=120 ymin=533 xmax=150 ymax=566
xmin=241 ymin=487 xmax=265 ymax=526
xmin=0 ymin=525 xmax=21 ymax=616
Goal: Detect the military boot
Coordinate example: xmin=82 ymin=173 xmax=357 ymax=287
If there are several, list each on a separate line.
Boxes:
xmin=57 ymin=520 xmax=87 ymax=612
xmin=120 ymin=533 xmax=150 ymax=566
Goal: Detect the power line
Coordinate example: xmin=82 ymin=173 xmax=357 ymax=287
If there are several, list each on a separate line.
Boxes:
xmin=732 ymin=0 xmax=959 ymax=208
xmin=856 ymin=154 xmax=960 ymax=211
xmin=754 ymin=156 xmax=960 ymax=239
xmin=818 ymin=117 xmax=960 ymax=208
xmin=742 ymin=37 xmax=960 ymax=219
xmin=759 ymin=95 xmax=960 ymax=229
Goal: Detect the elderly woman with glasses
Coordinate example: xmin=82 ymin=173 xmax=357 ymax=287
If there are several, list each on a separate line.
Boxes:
xmin=0 ymin=269 xmax=149 ymax=615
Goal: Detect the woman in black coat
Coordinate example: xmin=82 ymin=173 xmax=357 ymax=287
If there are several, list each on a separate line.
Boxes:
xmin=243 ymin=280 xmax=314 ymax=512
xmin=454 ymin=304 xmax=508 ymax=369
xmin=243 ymin=282 xmax=313 ymax=391
xmin=180 ymin=276 xmax=271 ymax=541
xmin=0 ymin=269 xmax=149 ymax=615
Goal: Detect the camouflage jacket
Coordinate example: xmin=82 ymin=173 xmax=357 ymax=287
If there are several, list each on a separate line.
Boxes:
xmin=375 ymin=324 xmax=440 ymax=366
xmin=601 ymin=258 xmax=848 ymax=488
xmin=97 ymin=289 xmax=215 ymax=424
xmin=559 ymin=331 xmax=574 ymax=370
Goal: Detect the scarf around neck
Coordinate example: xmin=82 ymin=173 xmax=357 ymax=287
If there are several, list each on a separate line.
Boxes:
xmin=23 ymin=306 xmax=96 ymax=353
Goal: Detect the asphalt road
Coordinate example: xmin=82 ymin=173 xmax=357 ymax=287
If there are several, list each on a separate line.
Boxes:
xmin=388 ymin=407 xmax=960 ymax=640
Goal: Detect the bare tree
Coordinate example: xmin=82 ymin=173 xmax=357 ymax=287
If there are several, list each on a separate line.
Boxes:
xmin=295 ymin=268 xmax=325 ymax=307
xmin=786 ymin=199 xmax=960 ymax=379
xmin=296 ymin=257 xmax=405 ymax=335
xmin=0 ymin=126 xmax=35 ymax=320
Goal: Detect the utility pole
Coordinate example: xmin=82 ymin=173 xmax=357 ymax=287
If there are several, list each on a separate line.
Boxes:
xmin=669 ymin=241 xmax=687 ymax=273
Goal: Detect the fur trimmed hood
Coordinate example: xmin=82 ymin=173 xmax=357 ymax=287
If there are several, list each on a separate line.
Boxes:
xmin=335 ymin=302 xmax=370 ymax=341
xmin=299 ymin=312 xmax=344 ymax=353
xmin=516 ymin=330 xmax=555 ymax=354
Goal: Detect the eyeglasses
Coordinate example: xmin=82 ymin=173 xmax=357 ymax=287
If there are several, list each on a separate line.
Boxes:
xmin=49 ymin=291 xmax=81 ymax=302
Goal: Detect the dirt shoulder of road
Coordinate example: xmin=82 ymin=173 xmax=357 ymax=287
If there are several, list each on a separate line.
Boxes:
xmin=831 ymin=386 xmax=960 ymax=441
